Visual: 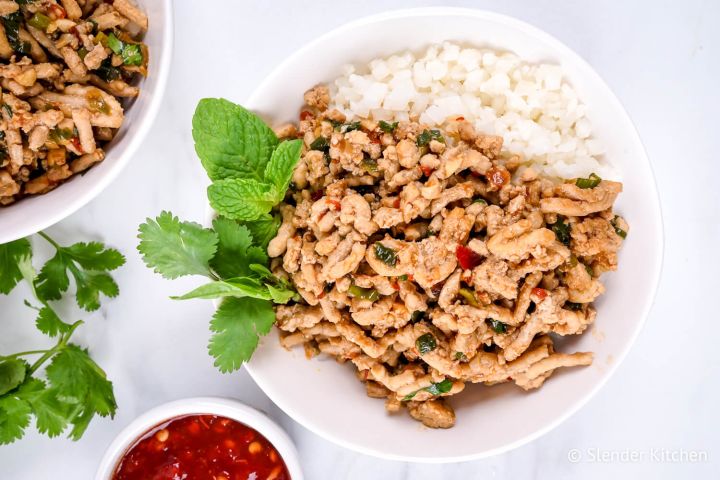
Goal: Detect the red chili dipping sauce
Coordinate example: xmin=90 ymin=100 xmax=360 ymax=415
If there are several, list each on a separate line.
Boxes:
xmin=112 ymin=414 xmax=290 ymax=480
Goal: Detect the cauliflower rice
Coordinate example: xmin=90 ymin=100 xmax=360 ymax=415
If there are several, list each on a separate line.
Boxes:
xmin=330 ymin=42 xmax=611 ymax=180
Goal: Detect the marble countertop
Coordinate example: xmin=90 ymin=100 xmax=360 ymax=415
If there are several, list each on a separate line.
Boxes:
xmin=1 ymin=1 xmax=718 ymax=478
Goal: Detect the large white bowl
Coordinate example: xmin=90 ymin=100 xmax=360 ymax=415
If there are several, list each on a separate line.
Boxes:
xmin=0 ymin=0 xmax=173 ymax=244
xmin=95 ymin=397 xmax=303 ymax=479
xmin=241 ymin=8 xmax=663 ymax=462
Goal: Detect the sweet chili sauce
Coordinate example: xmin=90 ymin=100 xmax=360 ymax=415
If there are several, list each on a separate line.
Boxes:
xmin=112 ymin=414 xmax=290 ymax=480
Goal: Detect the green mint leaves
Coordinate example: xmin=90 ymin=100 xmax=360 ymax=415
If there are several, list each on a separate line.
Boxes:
xmin=195 ymin=98 xmax=301 ymax=220
xmin=192 ymin=98 xmax=279 ymax=182
xmin=138 ymin=98 xmax=303 ymax=372
xmin=0 ymin=232 xmax=121 ymax=445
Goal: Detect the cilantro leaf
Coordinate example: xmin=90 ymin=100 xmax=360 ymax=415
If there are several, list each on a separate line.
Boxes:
xmin=207 ymin=178 xmax=278 ymax=221
xmin=34 ymin=235 xmax=126 ymax=311
xmin=208 ymin=297 xmax=275 ymax=373
xmin=172 ymin=277 xmax=272 ymax=301
xmin=0 ymin=391 xmax=32 ymax=445
xmin=25 ymin=384 xmax=70 ymax=438
xmin=35 ymin=306 xmax=72 ymax=337
xmin=210 ymin=217 xmax=268 ymax=279
xmin=0 ymin=238 xmax=31 ymax=294
xmin=0 ymin=359 xmax=27 ymax=396
xmin=241 ymin=214 xmax=281 ymax=249
xmin=264 ymin=139 xmax=302 ymax=200
xmin=192 ymin=98 xmax=278 ymax=181
xmin=266 ymin=284 xmax=296 ymax=304
xmin=44 ymin=345 xmax=116 ymax=440
xmin=138 ymin=211 xmax=218 ymax=279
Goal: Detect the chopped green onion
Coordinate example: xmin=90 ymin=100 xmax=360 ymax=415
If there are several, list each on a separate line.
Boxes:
xmin=611 ymin=216 xmax=627 ymax=239
xmin=106 ymin=32 xmax=124 ymax=55
xmin=78 ymin=47 xmax=88 ymax=60
xmin=458 ymin=288 xmax=478 ymax=307
xmin=378 ymin=120 xmax=398 ymax=133
xmin=472 ymin=198 xmax=488 ymax=205
xmin=488 ymin=319 xmax=507 ymax=334
xmin=454 ymin=351 xmax=467 ymax=361
xmin=28 ymin=13 xmax=51 ymax=31
xmin=410 ymin=310 xmax=425 ymax=323
xmin=373 ymin=243 xmax=397 ymax=266
xmin=415 ymin=333 xmax=437 ymax=355
xmin=551 ymin=217 xmax=571 ymax=245
xmin=575 ymin=173 xmax=602 ymax=189
xmin=106 ymin=32 xmax=143 ymax=66
xmin=348 ymin=284 xmax=379 ymax=301
xmin=398 ymin=274 xmax=408 ymax=281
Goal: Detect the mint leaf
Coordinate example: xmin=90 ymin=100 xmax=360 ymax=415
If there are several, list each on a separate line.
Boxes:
xmin=172 ymin=277 xmax=272 ymax=301
xmin=241 ymin=215 xmax=281 ymax=249
xmin=0 ymin=238 xmax=31 ymax=294
xmin=207 ymin=178 xmax=278 ymax=221
xmin=138 ymin=211 xmax=218 ymax=279
xmin=208 ymin=297 xmax=275 ymax=373
xmin=264 ymin=139 xmax=302 ymax=200
xmin=210 ymin=217 xmax=269 ymax=279
xmin=192 ymin=98 xmax=278 ymax=181
xmin=0 ymin=359 xmax=27 ymax=396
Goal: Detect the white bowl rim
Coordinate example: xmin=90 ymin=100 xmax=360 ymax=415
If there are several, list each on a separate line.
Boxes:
xmin=94 ymin=396 xmax=304 ymax=480
xmin=238 ymin=6 xmax=665 ymax=463
xmin=0 ymin=0 xmax=174 ymax=243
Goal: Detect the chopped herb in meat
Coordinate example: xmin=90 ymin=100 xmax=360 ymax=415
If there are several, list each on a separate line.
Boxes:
xmin=454 ymin=352 xmax=467 ymax=361
xmin=551 ymin=217 xmax=571 ymax=245
xmin=342 ymin=121 xmax=361 ymax=132
xmin=378 ymin=120 xmax=398 ymax=133
xmin=310 ymin=136 xmax=330 ymax=152
xmin=410 ymin=310 xmax=426 ymax=323
xmin=348 ymin=284 xmax=380 ymax=301
xmin=373 ymin=243 xmax=397 ymax=266
xmin=611 ymin=216 xmax=627 ymax=239
xmin=565 ymin=302 xmax=584 ymax=311
xmin=403 ymin=378 xmax=453 ymax=401
xmin=488 ymin=319 xmax=507 ymax=334
xmin=361 ymin=157 xmax=378 ymax=173
xmin=416 ymin=129 xmax=444 ymax=147
xmin=415 ymin=333 xmax=437 ymax=355
xmin=457 ymin=288 xmax=478 ymax=307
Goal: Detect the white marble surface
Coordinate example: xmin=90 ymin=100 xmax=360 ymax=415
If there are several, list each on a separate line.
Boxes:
xmin=1 ymin=0 xmax=718 ymax=478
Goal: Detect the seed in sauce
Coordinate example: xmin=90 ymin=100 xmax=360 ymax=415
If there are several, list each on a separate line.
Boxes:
xmin=112 ymin=414 xmax=290 ymax=480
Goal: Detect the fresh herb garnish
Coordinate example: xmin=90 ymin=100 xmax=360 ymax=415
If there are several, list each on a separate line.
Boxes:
xmin=373 ymin=243 xmax=397 ymax=266
xmin=348 ymin=284 xmax=380 ymax=301
xmin=611 ymin=215 xmax=627 ymax=239
xmin=106 ymin=32 xmax=144 ymax=66
xmin=378 ymin=120 xmax=398 ymax=133
xmin=309 ymin=136 xmax=329 ymax=152
xmin=403 ymin=378 xmax=453 ymax=401
xmin=0 ymin=234 xmax=122 ymax=444
xmin=416 ymin=129 xmax=444 ymax=147
xmin=551 ymin=217 xmax=571 ymax=245
xmin=139 ymin=99 xmax=303 ymax=372
xmin=575 ymin=173 xmax=602 ymax=189
xmin=415 ymin=333 xmax=437 ymax=355
xmin=342 ymin=121 xmax=361 ymax=133
xmin=488 ymin=319 xmax=507 ymax=334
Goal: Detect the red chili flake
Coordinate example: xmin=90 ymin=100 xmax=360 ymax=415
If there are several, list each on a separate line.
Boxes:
xmin=421 ymin=166 xmax=434 ymax=177
xmin=532 ymin=288 xmax=548 ymax=300
xmin=391 ymin=281 xmax=400 ymax=291
xmin=326 ymin=198 xmax=341 ymax=210
xmin=406 ymin=274 xmax=414 ymax=282
xmin=367 ymin=130 xmax=381 ymax=144
xmin=456 ymin=245 xmax=483 ymax=270
xmin=71 ymin=137 xmax=83 ymax=153
xmin=311 ymin=190 xmax=324 ymax=201
xmin=392 ymin=198 xmax=401 ymax=208
xmin=456 ymin=116 xmax=465 ymax=121
xmin=317 ymin=290 xmax=326 ymax=299
xmin=487 ymin=166 xmax=511 ymax=188
xmin=299 ymin=110 xmax=312 ymax=121
xmin=49 ymin=4 xmax=67 ymax=18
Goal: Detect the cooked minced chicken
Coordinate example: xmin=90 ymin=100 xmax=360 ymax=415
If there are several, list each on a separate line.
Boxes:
xmin=0 ymin=0 xmax=148 ymax=205
xmin=268 ymin=85 xmax=628 ymax=429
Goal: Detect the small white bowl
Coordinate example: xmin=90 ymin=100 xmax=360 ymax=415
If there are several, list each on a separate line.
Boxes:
xmin=0 ymin=0 xmax=174 ymax=244
xmin=95 ymin=397 xmax=303 ymax=479
xmin=237 ymin=7 xmax=663 ymax=462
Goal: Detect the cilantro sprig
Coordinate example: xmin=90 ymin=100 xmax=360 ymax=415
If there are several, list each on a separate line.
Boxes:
xmin=0 ymin=233 xmax=123 ymax=445
xmin=138 ymin=98 xmax=302 ymax=373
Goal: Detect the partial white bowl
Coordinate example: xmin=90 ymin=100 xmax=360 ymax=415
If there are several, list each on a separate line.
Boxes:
xmin=95 ymin=397 xmax=303 ymax=479
xmin=0 ymin=0 xmax=174 ymax=244
xmin=237 ymin=8 xmax=662 ymax=463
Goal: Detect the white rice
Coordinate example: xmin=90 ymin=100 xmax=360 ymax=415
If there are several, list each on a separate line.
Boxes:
xmin=329 ymin=42 xmax=614 ymax=180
